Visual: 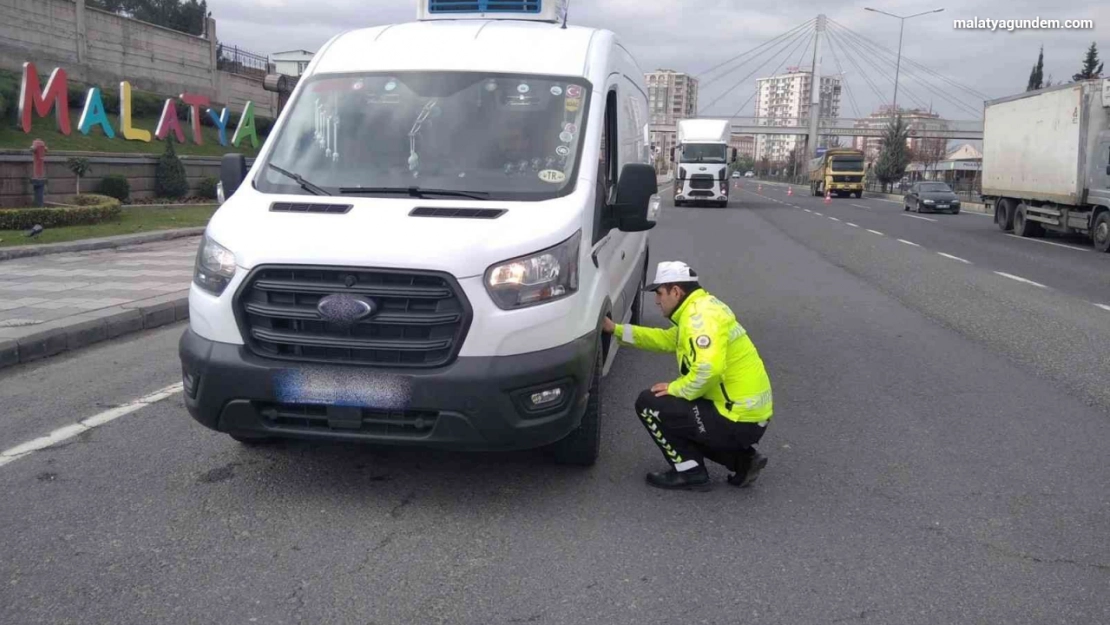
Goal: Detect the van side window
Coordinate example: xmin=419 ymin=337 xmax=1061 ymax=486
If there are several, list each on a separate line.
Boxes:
xmin=593 ymin=89 xmax=619 ymax=244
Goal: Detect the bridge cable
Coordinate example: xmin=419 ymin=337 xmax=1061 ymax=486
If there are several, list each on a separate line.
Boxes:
xmin=698 ymin=25 xmax=815 ymax=114
xmin=827 ymin=25 xmax=936 ymax=113
xmin=696 ymin=18 xmax=817 ymax=86
xmin=828 ymin=18 xmax=990 ymax=103
xmin=729 ymin=30 xmax=817 ymax=119
xmin=824 ymin=30 xmax=862 ymax=118
xmin=831 ymin=23 xmax=982 ymax=118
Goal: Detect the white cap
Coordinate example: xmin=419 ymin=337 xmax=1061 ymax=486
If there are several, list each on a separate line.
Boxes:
xmin=644 ymin=261 xmax=699 ymax=291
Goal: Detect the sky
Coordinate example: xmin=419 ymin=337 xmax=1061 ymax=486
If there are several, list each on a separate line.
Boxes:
xmin=213 ymin=0 xmax=1107 ymax=123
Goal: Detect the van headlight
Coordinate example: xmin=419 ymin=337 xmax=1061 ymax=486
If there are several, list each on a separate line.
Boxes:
xmin=193 ymin=233 xmax=237 ymax=296
xmin=485 ymin=230 xmax=580 ymax=309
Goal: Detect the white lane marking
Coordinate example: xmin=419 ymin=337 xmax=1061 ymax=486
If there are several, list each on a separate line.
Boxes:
xmin=903 ymin=214 xmax=938 ymax=223
xmin=937 ymin=252 xmax=972 ymax=264
xmin=866 ymin=229 xmax=884 ymax=235
xmin=0 ymin=383 xmax=184 ymax=469
xmin=1005 ymin=235 xmax=1090 ymax=252
xmin=994 ymin=272 xmax=1047 ymax=288
xmin=1094 ymin=303 xmax=1110 ymax=312
xmin=804 ymin=209 xmax=813 ymax=213
xmin=846 ymin=222 xmax=859 ymax=228
xmin=897 ymin=239 xmax=921 ymax=247
xmin=814 ymin=212 xmax=824 ymax=216
xmin=851 ymin=204 xmax=872 ymax=210
xmin=828 ymin=217 xmax=841 ymax=222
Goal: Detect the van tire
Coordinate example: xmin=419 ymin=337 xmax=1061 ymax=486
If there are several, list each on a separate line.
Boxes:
xmin=551 ymin=343 xmax=603 ymax=466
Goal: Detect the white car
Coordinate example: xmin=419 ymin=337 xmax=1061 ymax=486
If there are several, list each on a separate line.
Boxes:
xmin=180 ymin=0 xmax=658 ymax=466
xmin=731 ymin=171 xmax=741 ymax=179
xmin=744 ymin=171 xmax=755 ymax=178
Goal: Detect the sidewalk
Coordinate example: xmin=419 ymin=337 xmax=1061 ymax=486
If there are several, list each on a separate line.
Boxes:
xmin=0 ymin=237 xmax=198 ymax=370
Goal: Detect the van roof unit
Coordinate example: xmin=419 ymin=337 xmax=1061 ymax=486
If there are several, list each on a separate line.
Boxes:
xmin=417 ymin=0 xmax=569 ymax=23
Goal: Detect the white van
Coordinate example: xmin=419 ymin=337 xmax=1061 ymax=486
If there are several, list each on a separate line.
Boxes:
xmin=180 ymin=0 xmax=659 ymax=466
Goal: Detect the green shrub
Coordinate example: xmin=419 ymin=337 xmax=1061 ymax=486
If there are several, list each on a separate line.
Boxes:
xmin=0 ymin=92 xmax=7 ymax=120
xmin=155 ymin=137 xmax=189 ymax=198
xmin=196 ymin=176 xmax=219 ymax=200
xmin=96 ymin=175 xmax=131 ymax=201
xmin=0 ymin=195 xmax=121 ymax=230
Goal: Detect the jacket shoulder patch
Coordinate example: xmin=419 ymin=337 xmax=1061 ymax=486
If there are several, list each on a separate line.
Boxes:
xmin=695 ymin=335 xmax=711 ymax=349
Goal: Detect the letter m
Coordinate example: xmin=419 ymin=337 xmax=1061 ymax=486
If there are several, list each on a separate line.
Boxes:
xmin=19 ymin=62 xmax=71 ymax=135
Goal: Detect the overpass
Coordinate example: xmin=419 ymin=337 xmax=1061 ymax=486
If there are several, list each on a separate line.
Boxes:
xmin=688 ymin=117 xmax=984 ymax=140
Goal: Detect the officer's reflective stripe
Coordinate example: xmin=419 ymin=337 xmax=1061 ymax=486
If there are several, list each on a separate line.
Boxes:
xmin=674 ymin=460 xmax=700 ymax=472
xmin=639 ymin=407 xmax=684 ymax=464
xmin=728 ymin=324 xmax=747 ymax=342
xmin=737 ymin=390 xmax=773 ymax=410
xmin=623 ymin=324 xmax=634 ymax=344
xmin=675 ymin=362 xmax=713 ymax=399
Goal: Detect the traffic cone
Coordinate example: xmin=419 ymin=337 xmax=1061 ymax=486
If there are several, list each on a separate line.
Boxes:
xmin=758 ymin=184 xmax=763 ymax=193
xmin=824 ymin=189 xmax=832 ymax=204
xmin=787 ymin=187 xmax=793 ymax=196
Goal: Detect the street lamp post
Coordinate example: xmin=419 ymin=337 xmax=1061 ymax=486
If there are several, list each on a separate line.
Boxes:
xmin=864 ymin=7 xmax=944 ymax=115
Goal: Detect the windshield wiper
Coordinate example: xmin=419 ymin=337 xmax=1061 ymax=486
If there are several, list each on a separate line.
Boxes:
xmin=267 ymin=164 xmax=331 ymax=196
xmin=338 ymin=186 xmax=490 ymax=201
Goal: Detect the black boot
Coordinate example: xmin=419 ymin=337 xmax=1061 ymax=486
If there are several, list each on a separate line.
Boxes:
xmin=646 ymin=465 xmax=710 ymax=490
xmin=727 ymin=450 xmax=768 ymax=488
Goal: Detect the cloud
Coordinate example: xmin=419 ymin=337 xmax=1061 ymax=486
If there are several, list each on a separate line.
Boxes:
xmin=213 ymin=0 xmax=1108 ymax=121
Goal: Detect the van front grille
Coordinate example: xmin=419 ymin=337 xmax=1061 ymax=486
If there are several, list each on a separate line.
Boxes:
xmin=235 ymin=265 xmax=471 ymax=368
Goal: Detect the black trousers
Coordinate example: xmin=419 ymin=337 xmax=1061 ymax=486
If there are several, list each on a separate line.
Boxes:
xmin=635 ymin=389 xmax=767 ymax=472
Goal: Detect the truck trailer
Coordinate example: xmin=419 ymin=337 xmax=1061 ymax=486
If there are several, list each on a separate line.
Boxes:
xmin=981 ymin=79 xmax=1110 ymax=252
xmin=672 ymin=119 xmax=735 ymax=207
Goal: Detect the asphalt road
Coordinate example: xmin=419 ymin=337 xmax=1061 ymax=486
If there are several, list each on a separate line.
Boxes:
xmin=2 ymin=190 xmax=1109 ymax=624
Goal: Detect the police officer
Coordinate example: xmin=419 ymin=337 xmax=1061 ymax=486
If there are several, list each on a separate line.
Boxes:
xmin=602 ymin=261 xmax=773 ymax=490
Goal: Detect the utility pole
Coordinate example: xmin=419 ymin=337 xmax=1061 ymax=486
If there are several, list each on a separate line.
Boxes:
xmin=865 ymin=7 xmax=945 ymax=114
xmin=805 ymin=14 xmax=826 ymax=160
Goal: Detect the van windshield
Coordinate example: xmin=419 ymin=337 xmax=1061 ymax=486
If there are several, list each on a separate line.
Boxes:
xmin=256 ymin=72 xmax=592 ymax=201
xmin=680 ymin=144 xmax=727 ymax=163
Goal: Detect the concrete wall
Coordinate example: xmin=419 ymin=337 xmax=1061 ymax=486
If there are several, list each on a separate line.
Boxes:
xmin=0 ymin=151 xmax=237 ymax=207
xmin=0 ymin=0 xmax=276 ymax=117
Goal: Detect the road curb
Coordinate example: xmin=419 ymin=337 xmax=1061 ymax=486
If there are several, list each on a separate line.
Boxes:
xmin=0 ymin=292 xmax=189 ymax=373
xmin=0 ymin=228 xmax=204 ymax=262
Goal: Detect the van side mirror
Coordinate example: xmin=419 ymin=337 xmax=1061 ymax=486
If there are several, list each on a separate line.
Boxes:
xmin=220 ymin=153 xmax=248 ymax=203
xmin=613 ymin=163 xmax=657 ymax=232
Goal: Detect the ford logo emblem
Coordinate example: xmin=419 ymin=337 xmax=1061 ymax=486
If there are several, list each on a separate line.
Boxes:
xmin=317 ymin=294 xmax=376 ymax=327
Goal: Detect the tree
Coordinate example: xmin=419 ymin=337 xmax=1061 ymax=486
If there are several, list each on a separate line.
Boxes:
xmin=1044 ymin=73 xmax=1054 ymax=88
xmin=1026 ymin=46 xmax=1044 ymax=91
xmin=757 ymin=156 xmax=771 ymax=176
xmin=86 ymin=0 xmax=209 ymax=36
xmin=155 ymin=136 xmax=189 ymax=198
xmin=873 ymin=115 xmax=912 ymax=193
xmin=1073 ymin=42 xmax=1104 ymax=82
xmin=65 ymin=157 xmax=92 ymax=195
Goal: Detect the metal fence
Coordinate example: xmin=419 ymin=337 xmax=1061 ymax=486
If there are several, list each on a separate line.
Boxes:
xmin=216 ymin=44 xmax=269 ymax=79
xmin=865 ymin=179 xmax=982 ymax=203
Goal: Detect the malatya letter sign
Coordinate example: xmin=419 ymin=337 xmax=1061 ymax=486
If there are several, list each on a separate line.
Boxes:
xmin=18 ymin=61 xmax=260 ymax=148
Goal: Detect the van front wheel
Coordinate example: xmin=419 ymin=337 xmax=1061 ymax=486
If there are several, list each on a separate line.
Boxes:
xmin=551 ymin=343 xmax=603 ymax=466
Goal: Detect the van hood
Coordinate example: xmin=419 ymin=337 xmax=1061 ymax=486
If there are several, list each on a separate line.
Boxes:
xmin=206 ymin=188 xmax=586 ymax=279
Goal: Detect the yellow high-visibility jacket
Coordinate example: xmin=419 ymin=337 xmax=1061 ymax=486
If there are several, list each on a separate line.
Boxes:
xmin=614 ymin=288 xmax=773 ymax=423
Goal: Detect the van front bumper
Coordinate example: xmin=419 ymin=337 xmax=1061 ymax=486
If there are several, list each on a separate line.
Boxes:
xmin=178 ymin=328 xmax=596 ymax=451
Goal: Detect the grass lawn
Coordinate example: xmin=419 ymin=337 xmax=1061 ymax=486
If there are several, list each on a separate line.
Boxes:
xmin=0 ymin=205 xmax=216 ymax=247
xmin=0 ymin=115 xmax=263 ymax=158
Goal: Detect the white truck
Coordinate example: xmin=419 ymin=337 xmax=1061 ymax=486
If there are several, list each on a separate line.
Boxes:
xmin=672 ymin=119 xmax=735 ymax=208
xmin=982 ymin=79 xmax=1110 ymax=252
